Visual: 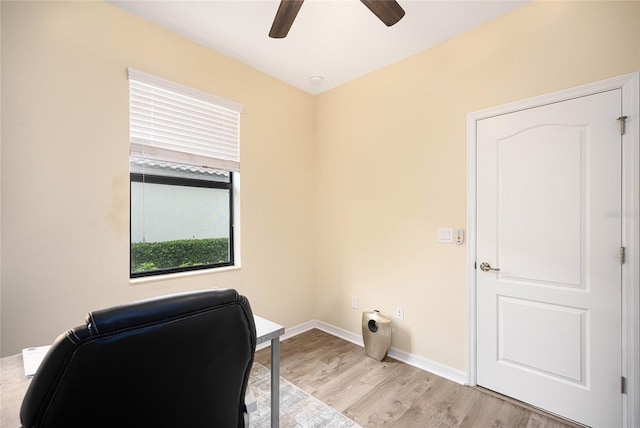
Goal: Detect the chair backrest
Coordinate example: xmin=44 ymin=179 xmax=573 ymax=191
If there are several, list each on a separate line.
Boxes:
xmin=20 ymin=288 xmax=256 ymax=428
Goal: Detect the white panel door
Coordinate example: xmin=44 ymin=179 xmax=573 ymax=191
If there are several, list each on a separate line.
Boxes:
xmin=476 ymin=89 xmax=622 ymax=427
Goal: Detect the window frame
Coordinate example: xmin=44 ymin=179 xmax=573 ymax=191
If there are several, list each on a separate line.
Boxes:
xmin=127 ymin=68 xmax=243 ymax=281
xmin=129 ymin=170 xmax=235 ymax=279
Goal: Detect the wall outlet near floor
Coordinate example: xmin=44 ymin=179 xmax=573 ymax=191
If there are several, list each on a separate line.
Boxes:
xmin=395 ymin=307 xmax=404 ymax=321
xmin=351 ymin=296 xmax=359 ymax=309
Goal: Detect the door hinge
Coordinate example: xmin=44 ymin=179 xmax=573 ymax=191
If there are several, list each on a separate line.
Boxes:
xmin=617 ymin=116 xmax=628 ymax=135
xmin=622 ymin=376 xmax=627 ymax=394
xmin=620 ymin=246 xmax=626 ymax=264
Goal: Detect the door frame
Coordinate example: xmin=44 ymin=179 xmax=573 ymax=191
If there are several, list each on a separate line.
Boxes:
xmin=466 ymin=72 xmax=639 ymax=427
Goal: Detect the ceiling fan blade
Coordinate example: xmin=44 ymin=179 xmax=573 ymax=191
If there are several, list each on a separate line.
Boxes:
xmin=269 ymin=0 xmax=304 ymax=39
xmin=360 ymin=0 xmax=405 ymax=27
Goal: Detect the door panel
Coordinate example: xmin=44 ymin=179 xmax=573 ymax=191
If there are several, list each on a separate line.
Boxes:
xmin=498 ymin=297 xmax=586 ymax=384
xmin=476 ymin=89 xmax=622 ymax=427
xmin=498 ymin=125 xmax=584 ymax=287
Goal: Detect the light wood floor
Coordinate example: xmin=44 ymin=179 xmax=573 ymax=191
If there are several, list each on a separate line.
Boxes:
xmin=255 ymin=329 xmax=582 ymax=428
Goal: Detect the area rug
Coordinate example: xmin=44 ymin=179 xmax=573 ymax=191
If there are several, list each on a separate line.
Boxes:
xmin=249 ymin=362 xmax=361 ymax=428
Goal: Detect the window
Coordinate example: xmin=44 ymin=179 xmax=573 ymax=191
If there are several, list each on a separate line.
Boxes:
xmin=128 ymin=69 xmax=243 ymax=278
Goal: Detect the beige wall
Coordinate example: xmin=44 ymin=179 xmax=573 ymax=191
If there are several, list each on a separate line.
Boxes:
xmin=315 ymin=0 xmax=640 ymax=371
xmin=1 ymin=0 xmax=639 ymax=372
xmin=1 ymin=1 xmax=316 ymax=356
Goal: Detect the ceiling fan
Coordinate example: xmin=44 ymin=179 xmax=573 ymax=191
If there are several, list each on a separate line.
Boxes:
xmin=269 ymin=0 xmax=406 ymax=39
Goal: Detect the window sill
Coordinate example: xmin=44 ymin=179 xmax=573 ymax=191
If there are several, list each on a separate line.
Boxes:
xmin=129 ymin=265 xmax=241 ymax=286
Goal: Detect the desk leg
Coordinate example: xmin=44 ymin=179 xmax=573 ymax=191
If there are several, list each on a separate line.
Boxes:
xmin=270 ymin=337 xmax=280 ymax=428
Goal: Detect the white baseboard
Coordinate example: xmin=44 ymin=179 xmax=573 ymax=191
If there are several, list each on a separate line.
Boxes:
xmin=260 ymin=319 xmax=467 ymax=385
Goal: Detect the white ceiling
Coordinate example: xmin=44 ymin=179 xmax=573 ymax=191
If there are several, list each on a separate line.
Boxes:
xmin=108 ymin=0 xmax=528 ymax=95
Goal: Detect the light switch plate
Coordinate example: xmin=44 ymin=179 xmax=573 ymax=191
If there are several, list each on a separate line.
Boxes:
xmin=437 ymin=227 xmax=453 ymax=244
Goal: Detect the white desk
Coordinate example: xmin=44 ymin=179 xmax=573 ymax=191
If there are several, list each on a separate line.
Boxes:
xmin=253 ymin=315 xmax=285 ymax=428
xmin=0 ymin=314 xmax=284 ymax=428
xmin=0 ymin=353 xmax=28 ymax=428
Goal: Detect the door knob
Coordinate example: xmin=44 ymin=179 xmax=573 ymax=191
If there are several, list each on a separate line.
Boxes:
xmin=480 ymin=262 xmax=500 ymax=272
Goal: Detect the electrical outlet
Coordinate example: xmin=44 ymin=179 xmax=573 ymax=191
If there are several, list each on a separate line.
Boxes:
xmin=396 ymin=307 xmax=404 ymax=321
xmin=351 ymin=296 xmax=359 ymax=309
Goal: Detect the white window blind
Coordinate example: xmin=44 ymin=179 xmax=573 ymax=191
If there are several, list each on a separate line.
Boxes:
xmin=128 ymin=68 xmax=243 ymax=172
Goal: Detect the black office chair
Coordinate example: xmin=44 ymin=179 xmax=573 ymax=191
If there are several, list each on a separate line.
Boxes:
xmin=20 ymin=288 xmax=256 ymax=428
